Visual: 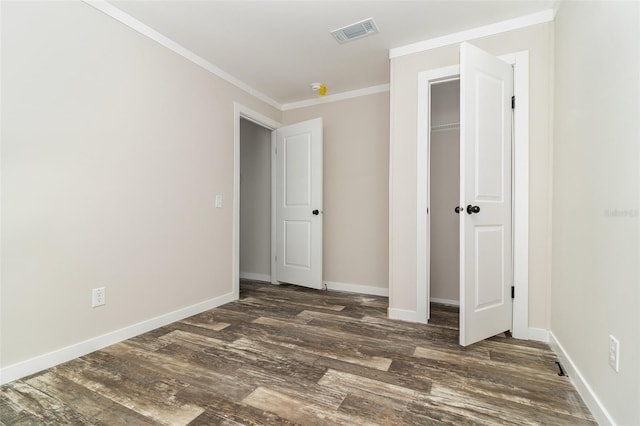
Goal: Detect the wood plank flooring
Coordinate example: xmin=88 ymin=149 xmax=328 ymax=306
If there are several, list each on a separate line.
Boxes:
xmin=1 ymin=280 xmax=595 ymax=425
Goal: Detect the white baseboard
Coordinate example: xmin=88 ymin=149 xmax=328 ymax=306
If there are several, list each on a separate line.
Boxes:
xmin=0 ymin=291 xmax=237 ymax=386
xmin=388 ymin=307 xmax=427 ymax=324
xmin=239 ymin=271 xmax=271 ymax=282
xmin=430 ymin=297 xmax=460 ymax=306
xmin=528 ymin=327 xmax=549 ymax=343
xmin=549 ymin=331 xmax=614 ymax=425
xmin=323 ymin=281 xmax=389 ymax=297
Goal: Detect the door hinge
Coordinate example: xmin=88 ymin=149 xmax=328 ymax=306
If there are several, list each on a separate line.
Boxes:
xmin=511 ymin=95 xmax=515 ymax=109
xmin=511 ymin=285 xmax=515 ymax=299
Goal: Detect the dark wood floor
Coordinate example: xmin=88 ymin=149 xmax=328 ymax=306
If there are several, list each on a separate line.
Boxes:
xmin=1 ymin=280 xmax=594 ymax=425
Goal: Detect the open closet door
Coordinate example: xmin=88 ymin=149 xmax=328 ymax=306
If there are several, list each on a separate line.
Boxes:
xmin=275 ymin=118 xmax=323 ymax=289
xmin=459 ymin=42 xmax=513 ymax=346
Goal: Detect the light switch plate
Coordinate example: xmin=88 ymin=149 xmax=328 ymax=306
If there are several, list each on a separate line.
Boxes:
xmin=608 ymin=335 xmax=620 ymax=372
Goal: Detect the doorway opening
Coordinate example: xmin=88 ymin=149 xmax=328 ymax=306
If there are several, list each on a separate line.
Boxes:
xmin=233 ymin=104 xmax=280 ymax=299
xmin=239 ymin=118 xmax=272 ymax=284
xmin=429 ymin=79 xmax=461 ymax=307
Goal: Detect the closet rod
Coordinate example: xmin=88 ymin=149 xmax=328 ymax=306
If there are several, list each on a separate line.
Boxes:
xmin=430 ymin=122 xmax=460 ymax=132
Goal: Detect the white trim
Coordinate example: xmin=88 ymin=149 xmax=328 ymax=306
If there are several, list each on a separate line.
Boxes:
xmin=0 ymin=291 xmax=236 ymax=385
xmin=417 ymin=71 xmax=428 ymax=323
xmin=390 ymin=9 xmax=555 ymax=59
xmin=527 ymin=327 xmax=549 ymax=343
xmin=508 ymin=51 xmax=530 ymax=340
xmin=281 ymin=84 xmax=390 ymax=111
xmin=414 ymin=51 xmax=529 ymax=339
xmin=0 ymin=2 xmax=3 ymax=345
xmin=82 ymin=0 xmax=281 ymax=110
xmin=388 ymin=63 xmax=396 ymax=311
xmin=270 ymin=131 xmax=278 ymax=285
xmin=233 ymin=103 xmax=281 ymax=298
xmin=549 ymin=332 xmax=615 ymax=426
xmin=431 ymin=298 xmax=460 ymax=307
xmin=324 ymin=281 xmax=389 ymax=297
xmin=388 ymin=308 xmax=420 ymax=323
xmin=239 ymin=272 xmax=271 ymax=283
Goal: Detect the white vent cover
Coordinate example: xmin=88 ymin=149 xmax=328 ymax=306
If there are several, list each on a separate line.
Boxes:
xmin=330 ymin=18 xmax=379 ymax=44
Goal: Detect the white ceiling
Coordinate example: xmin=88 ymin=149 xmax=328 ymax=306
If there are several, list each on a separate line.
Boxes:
xmin=108 ymin=1 xmax=554 ymax=105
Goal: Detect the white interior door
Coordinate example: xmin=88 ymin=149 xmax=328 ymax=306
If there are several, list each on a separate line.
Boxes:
xmin=459 ymin=42 xmax=513 ymax=346
xmin=275 ymin=118 xmax=323 ymax=289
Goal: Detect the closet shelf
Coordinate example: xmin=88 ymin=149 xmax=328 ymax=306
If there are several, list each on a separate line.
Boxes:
xmin=431 ymin=122 xmax=460 ymax=132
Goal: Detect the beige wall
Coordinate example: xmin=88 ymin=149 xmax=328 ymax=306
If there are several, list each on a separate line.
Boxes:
xmin=1 ymin=1 xmax=280 ymax=367
xmin=389 ymin=22 xmax=554 ymax=329
xmin=283 ymin=92 xmax=390 ymax=291
xmin=551 ymin=2 xmax=640 ymax=424
xmin=239 ymin=119 xmax=272 ymax=279
xmin=430 ymin=81 xmax=460 ymax=302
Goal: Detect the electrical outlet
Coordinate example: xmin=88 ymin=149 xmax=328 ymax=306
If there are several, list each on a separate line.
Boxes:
xmin=92 ymin=287 xmax=106 ymax=308
xmin=215 ymin=194 xmax=223 ymax=208
xmin=608 ymin=335 xmax=620 ymax=372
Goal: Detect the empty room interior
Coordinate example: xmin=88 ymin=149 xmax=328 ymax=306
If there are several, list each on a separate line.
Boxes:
xmin=1 ymin=1 xmax=638 ymax=425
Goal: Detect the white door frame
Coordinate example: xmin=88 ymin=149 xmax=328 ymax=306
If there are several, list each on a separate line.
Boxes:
xmin=416 ymin=50 xmax=530 ymax=340
xmin=233 ymin=103 xmax=281 ymax=299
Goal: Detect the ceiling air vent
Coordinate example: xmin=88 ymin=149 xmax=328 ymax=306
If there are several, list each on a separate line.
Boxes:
xmin=330 ymin=18 xmax=379 ymax=44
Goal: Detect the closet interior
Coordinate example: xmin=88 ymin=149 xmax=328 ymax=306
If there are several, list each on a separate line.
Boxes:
xmin=429 ymin=79 xmax=461 ymax=305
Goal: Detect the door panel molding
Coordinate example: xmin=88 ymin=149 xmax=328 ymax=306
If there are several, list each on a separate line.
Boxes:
xmin=473 ymin=225 xmax=506 ymax=311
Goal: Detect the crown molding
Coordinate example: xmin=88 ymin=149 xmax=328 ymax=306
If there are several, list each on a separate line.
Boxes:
xmin=281 ymin=84 xmax=390 ymax=111
xmin=82 ymin=1 xmax=388 ymax=112
xmin=82 ymin=0 xmax=282 ymax=110
xmin=81 ymin=2 xmax=551 ymax=111
xmin=389 ymin=9 xmax=555 ymax=59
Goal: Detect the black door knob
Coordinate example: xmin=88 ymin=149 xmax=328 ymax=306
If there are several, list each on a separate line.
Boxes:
xmin=454 ymin=206 xmax=463 ymax=214
xmin=312 ymin=209 xmax=319 ymax=215
xmin=466 ymin=205 xmax=481 ymax=214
